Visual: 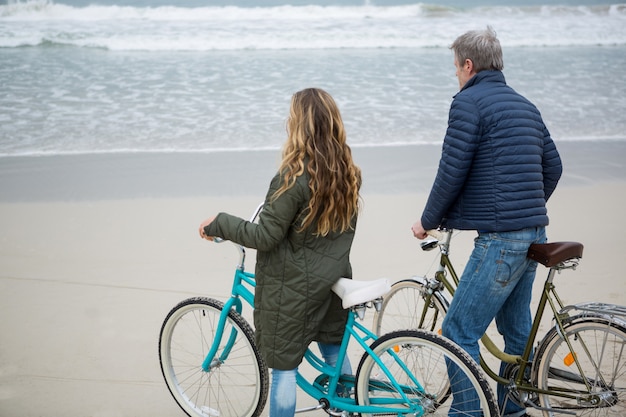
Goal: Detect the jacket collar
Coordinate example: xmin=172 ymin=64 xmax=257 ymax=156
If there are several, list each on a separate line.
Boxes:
xmin=459 ymin=70 xmax=506 ymax=93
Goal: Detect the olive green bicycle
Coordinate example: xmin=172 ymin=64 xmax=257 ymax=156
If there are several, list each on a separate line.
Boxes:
xmin=374 ymin=228 xmax=626 ymax=417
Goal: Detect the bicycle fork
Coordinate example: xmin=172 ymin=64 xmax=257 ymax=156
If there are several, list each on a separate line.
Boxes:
xmin=201 ymin=296 xmax=243 ymax=372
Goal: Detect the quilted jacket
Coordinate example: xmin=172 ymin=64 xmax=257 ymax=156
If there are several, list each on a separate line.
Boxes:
xmin=421 ymin=70 xmax=563 ymax=232
xmin=204 ymin=170 xmax=356 ymax=370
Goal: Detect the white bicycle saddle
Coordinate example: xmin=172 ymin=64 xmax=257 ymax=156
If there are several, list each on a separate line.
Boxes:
xmin=332 ymin=277 xmax=391 ymax=309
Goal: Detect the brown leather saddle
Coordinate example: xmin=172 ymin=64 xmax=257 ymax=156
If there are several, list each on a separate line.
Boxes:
xmin=527 ymin=241 xmax=584 ymax=268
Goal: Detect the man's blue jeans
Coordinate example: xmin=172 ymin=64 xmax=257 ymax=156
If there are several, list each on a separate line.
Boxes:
xmin=269 ymin=342 xmax=352 ymax=417
xmin=441 ymin=227 xmax=546 ymax=417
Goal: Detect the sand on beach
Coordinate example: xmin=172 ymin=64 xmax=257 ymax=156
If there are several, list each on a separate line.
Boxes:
xmin=0 ymin=142 xmax=625 ymax=416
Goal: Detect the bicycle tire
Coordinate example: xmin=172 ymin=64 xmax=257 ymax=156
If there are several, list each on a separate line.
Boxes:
xmin=159 ymin=297 xmax=269 ymax=417
xmin=373 ymin=279 xmax=448 ymax=337
xmin=533 ymin=316 xmax=626 ymax=417
xmin=354 ymin=329 xmax=499 ymax=417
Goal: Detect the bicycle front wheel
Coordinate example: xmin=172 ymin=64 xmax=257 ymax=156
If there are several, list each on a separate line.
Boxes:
xmin=534 ymin=317 xmax=626 ymax=417
xmin=159 ymin=297 xmax=269 ymax=417
xmin=373 ymin=279 xmax=448 ymax=337
xmin=355 ymin=329 xmax=499 ymax=417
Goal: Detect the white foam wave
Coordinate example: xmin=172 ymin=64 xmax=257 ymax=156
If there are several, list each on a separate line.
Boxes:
xmin=1 ymin=1 xmax=440 ymax=21
xmin=1 ymin=1 xmax=625 ymax=50
xmin=2 ymin=136 xmax=625 ymax=159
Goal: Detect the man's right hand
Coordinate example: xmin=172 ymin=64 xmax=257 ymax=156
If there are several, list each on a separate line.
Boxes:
xmin=411 ymin=220 xmax=428 ymax=240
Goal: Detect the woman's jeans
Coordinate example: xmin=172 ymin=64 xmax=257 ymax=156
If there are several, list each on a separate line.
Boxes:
xmin=270 ymin=342 xmax=352 ymax=417
xmin=441 ymin=227 xmax=546 ymax=417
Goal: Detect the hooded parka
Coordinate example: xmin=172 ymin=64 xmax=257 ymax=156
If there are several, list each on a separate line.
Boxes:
xmin=204 ymin=170 xmax=356 ymax=370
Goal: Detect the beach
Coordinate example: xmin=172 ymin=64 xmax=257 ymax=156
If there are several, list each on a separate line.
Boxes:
xmin=1 ymin=140 xmax=626 ymax=416
xmin=2 ymin=0 xmax=625 ymax=414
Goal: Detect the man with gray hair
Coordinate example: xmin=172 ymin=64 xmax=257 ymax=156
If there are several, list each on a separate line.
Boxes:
xmin=411 ymin=26 xmax=562 ymax=417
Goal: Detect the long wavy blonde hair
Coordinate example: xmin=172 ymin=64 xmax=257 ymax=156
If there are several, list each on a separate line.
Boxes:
xmin=272 ymin=88 xmax=361 ymax=236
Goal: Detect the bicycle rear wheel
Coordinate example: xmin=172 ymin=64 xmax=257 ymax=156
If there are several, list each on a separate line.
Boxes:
xmin=355 ymin=329 xmax=499 ymax=417
xmin=159 ymin=297 xmax=269 ymax=417
xmin=534 ymin=316 xmax=626 ymax=417
xmin=373 ymin=279 xmax=448 ymax=336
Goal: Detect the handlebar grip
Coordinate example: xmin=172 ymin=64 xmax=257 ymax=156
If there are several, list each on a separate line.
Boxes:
xmin=426 ymin=230 xmax=443 ymax=241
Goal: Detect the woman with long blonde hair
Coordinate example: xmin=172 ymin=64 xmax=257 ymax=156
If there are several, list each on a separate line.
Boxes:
xmin=199 ymin=88 xmax=361 ymax=417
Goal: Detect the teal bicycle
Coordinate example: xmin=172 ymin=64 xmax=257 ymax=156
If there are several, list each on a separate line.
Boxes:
xmin=158 ymin=206 xmax=499 ymax=417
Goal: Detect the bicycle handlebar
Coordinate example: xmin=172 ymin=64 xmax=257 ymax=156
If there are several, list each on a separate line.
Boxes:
xmin=210 ymin=202 xmax=265 ymax=268
xmin=426 ymin=229 xmax=444 ymax=241
xmin=211 ymin=202 xmax=264 ymax=245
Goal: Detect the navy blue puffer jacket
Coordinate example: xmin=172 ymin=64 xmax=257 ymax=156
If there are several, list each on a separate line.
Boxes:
xmin=421 ymin=70 xmax=562 ymax=232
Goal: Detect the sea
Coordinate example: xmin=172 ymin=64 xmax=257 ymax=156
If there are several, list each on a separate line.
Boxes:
xmin=1 ymin=0 xmax=625 ymax=157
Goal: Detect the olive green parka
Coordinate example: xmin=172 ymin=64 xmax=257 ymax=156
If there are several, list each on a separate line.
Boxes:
xmin=204 ymin=170 xmax=357 ymax=370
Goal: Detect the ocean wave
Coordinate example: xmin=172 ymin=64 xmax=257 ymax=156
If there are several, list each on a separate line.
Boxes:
xmin=2 ymin=1 xmax=624 ymax=21
xmin=2 ymin=136 xmax=625 ymax=158
xmin=0 ymin=146 xmax=283 ymax=158
xmin=1 ymin=1 xmax=625 ymax=50
xmin=1 ymin=1 xmax=442 ymax=21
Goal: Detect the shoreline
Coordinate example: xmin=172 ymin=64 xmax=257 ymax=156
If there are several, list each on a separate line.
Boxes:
xmin=0 ymin=139 xmax=625 ymax=202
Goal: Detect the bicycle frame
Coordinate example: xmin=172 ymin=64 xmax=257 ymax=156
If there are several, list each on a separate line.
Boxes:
xmin=201 ymin=242 xmax=428 ymax=416
xmin=297 ymin=308 xmax=426 ymax=415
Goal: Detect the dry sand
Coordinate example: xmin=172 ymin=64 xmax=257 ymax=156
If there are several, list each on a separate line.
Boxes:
xmin=1 ymin=141 xmax=625 ymax=416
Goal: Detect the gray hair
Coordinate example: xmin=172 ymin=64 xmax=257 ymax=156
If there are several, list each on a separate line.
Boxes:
xmin=450 ymin=26 xmax=504 ymax=72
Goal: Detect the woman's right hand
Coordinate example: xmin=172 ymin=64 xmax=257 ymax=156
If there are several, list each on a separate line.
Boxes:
xmin=199 ymin=216 xmax=216 ymax=241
